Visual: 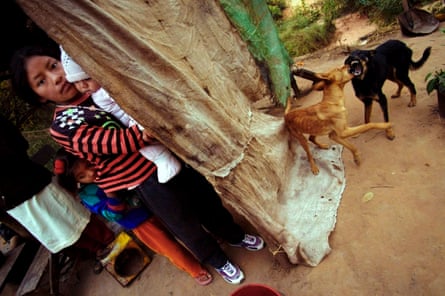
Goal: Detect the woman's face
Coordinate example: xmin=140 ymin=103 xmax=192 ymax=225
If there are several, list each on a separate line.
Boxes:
xmin=25 ymin=55 xmax=80 ymax=104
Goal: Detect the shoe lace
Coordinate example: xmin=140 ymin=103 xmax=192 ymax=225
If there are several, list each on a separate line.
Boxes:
xmin=220 ymin=262 xmax=236 ymax=276
xmin=243 ymin=234 xmax=256 ymax=244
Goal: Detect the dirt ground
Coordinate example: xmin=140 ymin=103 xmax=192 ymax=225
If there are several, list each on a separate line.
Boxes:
xmin=4 ymin=15 xmax=445 ymax=296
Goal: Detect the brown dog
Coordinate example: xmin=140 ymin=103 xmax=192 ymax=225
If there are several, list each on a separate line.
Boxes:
xmin=285 ymin=65 xmax=393 ymax=175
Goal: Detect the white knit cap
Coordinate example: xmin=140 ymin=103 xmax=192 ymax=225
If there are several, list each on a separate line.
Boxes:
xmin=60 ymin=46 xmax=90 ymax=83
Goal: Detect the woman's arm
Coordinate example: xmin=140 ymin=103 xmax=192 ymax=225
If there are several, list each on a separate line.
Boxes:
xmin=50 ymin=106 xmax=155 ymax=155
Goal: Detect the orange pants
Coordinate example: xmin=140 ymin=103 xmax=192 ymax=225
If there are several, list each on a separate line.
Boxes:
xmin=132 ymin=216 xmax=205 ymax=278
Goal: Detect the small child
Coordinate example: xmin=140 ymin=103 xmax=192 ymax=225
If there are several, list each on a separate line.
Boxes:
xmin=54 ymin=148 xmax=213 ymax=286
xmin=60 ymin=46 xmax=181 ymax=183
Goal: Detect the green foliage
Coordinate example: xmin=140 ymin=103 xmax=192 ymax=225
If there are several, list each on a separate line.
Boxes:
xmin=276 ymin=1 xmax=336 ymax=57
xmin=267 ymin=0 xmax=287 ymax=20
xmin=335 ymin=0 xmax=403 ymax=24
xmin=425 ymin=69 xmax=445 ymax=94
xmin=428 ymin=0 xmax=445 ymax=14
xmin=270 ymin=0 xmax=413 ymax=58
xmin=321 ymin=0 xmax=341 ymax=21
xmin=363 ymin=0 xmax=402 ymax=23
xmin=0 ymin=79 xmax=29 ymax=128
xmin=424 ymin=27 xmax=445 ymax=95
xmin=279 ymin=19 xmax=334 ymax=57
xmin=0 ymin=78 xmax=57 ymax=168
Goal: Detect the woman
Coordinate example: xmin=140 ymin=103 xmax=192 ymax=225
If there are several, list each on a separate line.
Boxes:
xmin=10 ymin=44 xmax=264 ymax=285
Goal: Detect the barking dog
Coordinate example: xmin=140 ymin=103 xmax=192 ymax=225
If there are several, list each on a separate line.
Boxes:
xmin=345 ymin=39 xmax=431 ymax=140
xmin=285 ymin=65 xmax=393 ymax=175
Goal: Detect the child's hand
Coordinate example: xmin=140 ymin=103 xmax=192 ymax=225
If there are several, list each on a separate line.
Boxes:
xmin=142 ymin=129 xmax=155 ymax=142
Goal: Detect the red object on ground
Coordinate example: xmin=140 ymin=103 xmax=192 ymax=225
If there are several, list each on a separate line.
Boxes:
xmin=231 ymin=283 xmax=282 ymax=296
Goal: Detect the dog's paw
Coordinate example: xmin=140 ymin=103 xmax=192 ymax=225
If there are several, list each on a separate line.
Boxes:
xmin=385 ymin=126 xmax=395 ymax=140
xmin=353 ymin=155 xmax=361 ymax=166
xmin=310 ymin=165 xmax=320 ymax=175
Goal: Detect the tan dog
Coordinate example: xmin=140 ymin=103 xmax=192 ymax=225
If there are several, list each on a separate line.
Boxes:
xmin=285 ymin=65 xmax=393 ymax=175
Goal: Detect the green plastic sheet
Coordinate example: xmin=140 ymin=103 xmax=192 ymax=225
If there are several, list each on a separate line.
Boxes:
xmin=219 ymin=0 xmax=293 ymax=105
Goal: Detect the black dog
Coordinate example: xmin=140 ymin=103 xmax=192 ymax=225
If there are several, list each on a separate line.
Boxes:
xmin=345 ymin=39 xmax=431 ymax=139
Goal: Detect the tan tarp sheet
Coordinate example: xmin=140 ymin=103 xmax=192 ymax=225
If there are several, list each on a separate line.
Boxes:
xmin=17 ymin=0 xmax=345 ymax=266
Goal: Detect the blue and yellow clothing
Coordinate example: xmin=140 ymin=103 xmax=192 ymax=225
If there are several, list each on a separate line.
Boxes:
xmin=79 ymin=184 xmax=151 ymax=230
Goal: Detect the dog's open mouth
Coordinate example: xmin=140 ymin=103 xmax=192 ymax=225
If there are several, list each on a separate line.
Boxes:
xmin=348 ymin=59 xmax=363 ymax=77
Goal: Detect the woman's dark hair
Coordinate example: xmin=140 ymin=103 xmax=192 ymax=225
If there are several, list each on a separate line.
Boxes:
xmin=53 ymin=148 xmax=79 ymax=194
xmin=9 ymin=44 xmax=60 ymax=106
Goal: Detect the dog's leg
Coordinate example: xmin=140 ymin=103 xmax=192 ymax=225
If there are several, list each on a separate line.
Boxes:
xmin=329 ymin=132 xmax=361 ymax=165
xmin=362 ymin=98 xmax=373 ymax=123
xmin=391 ymin=80 xmax=403 ymax=98
xmin=397 ymin=78 xmax=418 ymax=107
xmin=289 ymin=129 xmax=319 ymax=175
xmin=337 ymin=122 xmax=392 ymax=138
xmin=407 ymin=91 xmax=417 ymax=107
xmin=387 ymin=69 xmax=403 ymax=99
xmin=309 ymin=135 xmax=329 ymax=149
xmin=394 ymin=65 xmax=417 ymax=107
xmin=332 ymin=121 xmax=393 ymax=165
xmin=376 ymin=93 xmax=389 ymax=122
xmin=375 ymin=93 xmax=395 ymax=140
xmin=400 ymin=77 xmax=417 ymax=107
xmin=408 ymin=93 xmax=417 ymax=107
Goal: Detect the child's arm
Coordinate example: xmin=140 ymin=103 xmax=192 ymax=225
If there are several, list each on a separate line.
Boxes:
xmin=92 ymin=88 xmax=142 ymax=128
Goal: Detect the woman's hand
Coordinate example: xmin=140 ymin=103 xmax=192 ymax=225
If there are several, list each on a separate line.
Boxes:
xmin=142 ymin=129 xmax=156 ymax=143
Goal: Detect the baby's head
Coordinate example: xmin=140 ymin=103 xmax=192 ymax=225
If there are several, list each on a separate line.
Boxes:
xmin=60 ymin=46 xmax=101 ymax=94
xmin=54 ymin=148 xmax=98 ymax=193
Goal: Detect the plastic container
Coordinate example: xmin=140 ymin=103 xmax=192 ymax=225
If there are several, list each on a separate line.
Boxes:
xmin=231 ymin=283 xmax=281 ymax=296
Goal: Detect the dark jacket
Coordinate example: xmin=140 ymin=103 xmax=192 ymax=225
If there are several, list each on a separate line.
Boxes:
xmin=0 ymin=115 xmax=52 ymax=210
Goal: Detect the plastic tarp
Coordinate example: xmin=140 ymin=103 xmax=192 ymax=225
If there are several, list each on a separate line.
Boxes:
xmin=220 ymin=0 xmax=293 ymax=105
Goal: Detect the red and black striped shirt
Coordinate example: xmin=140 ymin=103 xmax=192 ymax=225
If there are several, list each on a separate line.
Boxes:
xmin=50 ymin=96 xmax=156 ymax=194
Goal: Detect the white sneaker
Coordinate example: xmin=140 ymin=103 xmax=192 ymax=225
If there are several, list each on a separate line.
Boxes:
xmin=229 ymin=234 xmax=265 ymax=251
xmin=215 ymin=260 xmax=245 ymax=284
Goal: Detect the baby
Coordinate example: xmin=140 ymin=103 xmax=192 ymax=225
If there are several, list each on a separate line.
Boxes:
xmin=60 ymin=46 xmax=181 ymax=183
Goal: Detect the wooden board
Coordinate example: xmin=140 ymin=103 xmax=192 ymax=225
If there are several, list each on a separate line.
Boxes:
xmin=0 ymin=243 xmax=26 ymax=290
xmin=15 ymin=245 xmax=50 ymax=296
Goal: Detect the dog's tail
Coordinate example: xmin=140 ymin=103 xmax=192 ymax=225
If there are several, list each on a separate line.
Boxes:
xmin=410 ymin=46 xmax=431 ymax=70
